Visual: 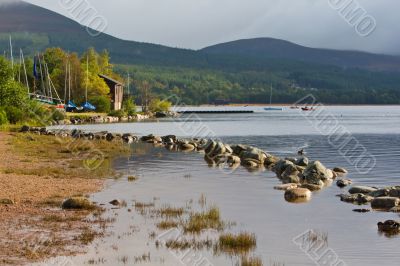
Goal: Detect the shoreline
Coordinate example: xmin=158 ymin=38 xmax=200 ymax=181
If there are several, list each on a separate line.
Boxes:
xmin=1 ymin=127 xmax=399 ymax=265
xmin=0 ymin=131 xmax=130 ymax=265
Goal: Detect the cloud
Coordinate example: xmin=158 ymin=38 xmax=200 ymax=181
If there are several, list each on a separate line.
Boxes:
xmin=22 ymin=0 xmax=400 ymax=55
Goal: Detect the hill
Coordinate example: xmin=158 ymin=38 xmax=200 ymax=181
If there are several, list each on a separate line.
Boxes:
xmin=201 ymin=38 xmax=400 ymax=72
xmin=1 ymin=1 xmax=400 ymax=105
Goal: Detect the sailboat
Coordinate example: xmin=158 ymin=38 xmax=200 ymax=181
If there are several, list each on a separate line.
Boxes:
xmin=64 ymin=58 xmax=79 ymax=112
xmin=82 ymin=55 xmax=96 ymax=111
xmin=264 ymin=85 xmax=283 ymax=111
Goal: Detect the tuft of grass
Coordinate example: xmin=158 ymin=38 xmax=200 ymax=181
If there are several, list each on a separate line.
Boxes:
xmin=165 ymin=239 xmax=213 ymax=250
xmin=127 ymin=176 xmax=139 ymax=182
xmin=217 ymin=232 xmax=257 ymax=254
xmin=241 ymin=256 xmax=263 ymax=266
xmin=156 ymin=221 xmax=179 ymax=230
xmin=157 ymin=206 xmax=185 ymax=218
xmin=76 ymin=228 xmax=97 ymax=245
xmin=184 ymin=206 xmax=224 ymax=233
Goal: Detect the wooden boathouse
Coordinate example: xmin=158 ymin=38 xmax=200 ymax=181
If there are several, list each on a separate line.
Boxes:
xmin=99 ymin=74 xmax=124 ymax=111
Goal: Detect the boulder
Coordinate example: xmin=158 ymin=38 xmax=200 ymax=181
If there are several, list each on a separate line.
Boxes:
xmin=301 ymin=183 xmax=323 ymax=191
xmin=336 ymin=179 xmax=352 ymax=188
xmin=348 ymin=186 xmax=377 ymax=194
xmin=241 ymin=159 xmax=260 ymax=168
xmin=274 ymin=183 xmax=298 ymax=191
xmin=333 ymin=167 xmax=348 ymax=174
xmin=389 ymin=188 xmax=400 ymax=198
xmin=230 ymin=144 xmax=249 ymax=156
xmin=390 ymin=206 xmax=400 ymax=213
xmin=281 ymin=164 xmax=301 ymax=184
xmin=369 ymin=188 xmax=391 ymax=198
xmin=339 ymin=193 xmax=373 ymax=204
xmin=264 ymin=155 xmax=280 ymax=167
xmin=273 ymin=160 xmax=295 ymax=178
xmin=106 ymin=133 xmax=115 ymax=141
xmin=284 ymin=188 xmax=312 ymax=203
xmin=303 ymin=161 xmax=333 ymax=185
xmin=62 ymin=197 xmax=94 ymax=210
xmin=371 ymin=197 xmax=400 ymax=210
xmin=227 ymin=155 xmax=241 ymax=166
xmin=180 ymin=143 xmax=195 ymax=151
xmin=239 ymin=147 xmax=267 ymax=165
xmin=377 ymin=220 xmax=400 ymax=232
xmin=296 ymin=157 xmax=309 ymax=167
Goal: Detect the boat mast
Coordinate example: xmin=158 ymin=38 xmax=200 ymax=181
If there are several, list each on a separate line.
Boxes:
xmin=127 ymin=72 xmax=130 ymax=96
xmin=269 ymin=84 xmax=273 ymax=106
xmin=9 ymin=35 xmax=14 ymax=80
xmin=20 ymin=49 xmax=30 ymax=93
xmin=85 ymin=55 xmax=88 ymax=102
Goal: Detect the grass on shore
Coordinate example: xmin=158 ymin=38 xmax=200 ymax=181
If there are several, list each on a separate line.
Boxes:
xmin=241 ymin=256 xmax=263 ymax=266
xmin=184 ymin=206 xmax=225 ymax=233
xmin=216 ymin=232 xmax=257 ymax=255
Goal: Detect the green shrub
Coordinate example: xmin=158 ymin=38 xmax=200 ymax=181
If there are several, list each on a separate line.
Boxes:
xmin=89 ymin=95 xmax=111 ymax=113
xmin=0 ymin=108 xmax=8 ymax=125
xmin=51 ymin=108 xmax=66 ymax=121
xmin=123 ymin=96 xmax=137 ymax=116
xmin=149 ymin=99 xmax=171 ymax=113
xmin=5 ymin=106 xmax=24 ymax=124
xmin=108 ymin=109 xmax=126 ymax=118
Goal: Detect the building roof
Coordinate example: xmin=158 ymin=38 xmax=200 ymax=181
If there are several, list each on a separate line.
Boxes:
xmin=98 ymin=74 xmax=124 ymax=86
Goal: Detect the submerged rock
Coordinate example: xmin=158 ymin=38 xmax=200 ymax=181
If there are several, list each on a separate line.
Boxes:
xmin=62 ymin=197 xmax=94 ymax=210
xmin=353 ymin=209 xmax=370 ymax=213
xmin=109 ymin=199 xmax=123 ymax=206
xmin=284 ymin=188 xmax=312 ymax=203
xmin=348 ymin=186 xmax=377 ymax=195
xmin=371 ymin=197 xmax=400 ymax=210
xmin=339 ymin=193 xmax=373 ymax=204
xmin=301 ymin=183 xmax=323 ymax=191
xmin=377 ymin=220 xmax=400 ymax=232
xmin=336 ymin=179 xmax=352 ymax=188
xmin=333 ymin=167 xmax=348 ymax=174
xmin=274 ymin=183 xmax=298 ymax=191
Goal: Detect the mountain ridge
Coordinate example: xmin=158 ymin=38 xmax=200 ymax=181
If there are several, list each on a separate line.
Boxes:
xmin=1 ymin=1 xmax=400 ymax=72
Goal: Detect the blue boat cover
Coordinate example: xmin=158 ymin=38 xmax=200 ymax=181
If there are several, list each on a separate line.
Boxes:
xmin=82 ymin=102 xmax=96 ymax=111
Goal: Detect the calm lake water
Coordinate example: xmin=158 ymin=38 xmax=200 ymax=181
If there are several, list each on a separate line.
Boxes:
xmin=48 ymin=106 xmax=400 ymax=266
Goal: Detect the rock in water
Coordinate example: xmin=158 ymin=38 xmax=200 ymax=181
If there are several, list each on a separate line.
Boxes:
xmin=284 ymin=188 xmax=312 ymax=203
xmin=348 ymin=186 xmax=377 ymax=194
xmin=273 ymin=160 xmax=295 ymax=178
xmin=339 ymin=193 xmax=373 ymax=204
xmin=333 ymin=167 xmax=348 ymax=174
xmin=274 ymin=183 xmax=298 ymax=191
xmin=336 ymin=179 xmax=352 ymax=188
xmin=377 ymin=220 xmax=400 ymax=232
xmin=109 ymin=199 xmax=123 ymax=206
xmin=303 ymin=161 xmax=333 ymax=185
xmin=371 ymin=197 xmax=400 ymax=210
xmin=62 ymin=197 xmax=94 ymax=210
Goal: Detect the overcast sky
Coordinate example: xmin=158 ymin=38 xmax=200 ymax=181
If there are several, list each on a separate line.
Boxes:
xmin=14 ymin=0 xmax=400 ymax=55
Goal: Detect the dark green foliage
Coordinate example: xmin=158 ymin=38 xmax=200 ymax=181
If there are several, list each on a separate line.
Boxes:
xmin=89 ymin=95 xmax=111 ymax=113
xmin=122 ymin=96 xmax=137 ymax=116
xmin=0 ymin=108 xmax=7 ymax=125
xmin=51 ymin=108 xmax=65 ymax=122
xmin=108 ymin=109 xmax=126 ymax=118
xmin=4 ymin=106 xmax=24 ymax=124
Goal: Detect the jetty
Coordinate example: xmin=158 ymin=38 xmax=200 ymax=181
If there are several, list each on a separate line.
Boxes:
xmin=177 ymin=110 xmax=254 ymax=114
